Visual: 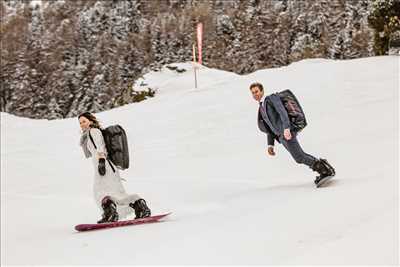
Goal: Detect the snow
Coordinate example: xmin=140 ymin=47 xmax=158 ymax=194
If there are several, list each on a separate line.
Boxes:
xmin=30 ymin=0 xmax=42 ymax=7
xmin=1 ymin=56 xmax=399 ymax=265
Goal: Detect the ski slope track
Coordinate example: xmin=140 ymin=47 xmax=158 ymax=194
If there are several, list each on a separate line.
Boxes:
xmin=1 ymin=56 xmax=398 ymax=265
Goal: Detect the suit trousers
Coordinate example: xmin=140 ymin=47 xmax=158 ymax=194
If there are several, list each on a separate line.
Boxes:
xmin=279 ymin=133 xmax=317 ymax=167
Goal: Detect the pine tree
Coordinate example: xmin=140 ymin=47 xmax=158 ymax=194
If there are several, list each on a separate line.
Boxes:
xmin=368 ymin=0 xmax=400 ymax=55
xmin=0 ymin=0 xmax=378 ymax=119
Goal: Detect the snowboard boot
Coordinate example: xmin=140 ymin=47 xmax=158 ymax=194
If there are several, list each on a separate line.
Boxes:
xmin=311 ymin=159 xmax=336 ymax=187
xmin=129 ymin=199 xmax=151 ymax=219
xmin=97 ymin=197 xmax=119 ymax=224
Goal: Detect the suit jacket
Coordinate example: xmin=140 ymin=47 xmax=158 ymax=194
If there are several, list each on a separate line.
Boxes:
xmin=257 ymin=94 xmax=291 ymax=146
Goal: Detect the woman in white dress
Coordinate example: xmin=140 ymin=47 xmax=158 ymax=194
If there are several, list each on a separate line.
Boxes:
xmin=78 ymin=112 xmax=151 ymax=223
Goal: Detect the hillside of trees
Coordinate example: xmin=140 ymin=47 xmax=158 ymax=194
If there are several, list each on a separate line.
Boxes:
xmin=0 ymin=0 xmax=387 ymax=119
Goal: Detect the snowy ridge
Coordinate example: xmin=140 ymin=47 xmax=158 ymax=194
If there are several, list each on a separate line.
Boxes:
xmin=1 ymin=56 xmax=398 ymax=265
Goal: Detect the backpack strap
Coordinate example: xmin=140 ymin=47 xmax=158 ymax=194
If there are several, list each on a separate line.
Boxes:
xmin=107 ymin=159 xmax=116 ymax=173
xmin=88 ymin=129 xmax=97 ymax=149
xmin=88 ymin=129 xmax=116 ymax=173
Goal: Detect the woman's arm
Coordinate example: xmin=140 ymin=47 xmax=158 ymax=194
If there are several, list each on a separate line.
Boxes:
xmin=89 ymin=128 xmax=106 ymax=159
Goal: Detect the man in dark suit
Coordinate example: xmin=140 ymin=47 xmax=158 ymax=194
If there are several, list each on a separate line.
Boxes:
xmin=250 ymin=82 xmax=335 ymax=187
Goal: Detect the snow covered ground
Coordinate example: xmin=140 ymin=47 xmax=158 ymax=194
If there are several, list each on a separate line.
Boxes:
xmin=1 ymin=56 xmax=398 ymax=265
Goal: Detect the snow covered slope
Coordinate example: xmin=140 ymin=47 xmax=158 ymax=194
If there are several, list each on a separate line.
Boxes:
xmin=1 ymin=57 xmax=398 ymax=265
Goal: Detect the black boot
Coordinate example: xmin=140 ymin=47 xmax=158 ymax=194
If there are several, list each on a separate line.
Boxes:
xmin=311 ymin=159 xmax=335 ymax=187
xmin=129 ymin=199 xmax=151 ymax=219
xmin=97 ymin=197 xmax=119 ymax=223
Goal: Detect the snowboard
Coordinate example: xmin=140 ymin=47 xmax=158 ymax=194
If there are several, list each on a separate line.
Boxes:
xmin=315 ymin=175 xmax=334 ymax=188
xmin=75 ymin=212 xmax=171 ymax=232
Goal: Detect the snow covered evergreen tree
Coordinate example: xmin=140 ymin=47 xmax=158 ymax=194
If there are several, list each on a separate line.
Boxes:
xmin=0 ymin=0 xmax=378 ymax=119
xmin=368 ymin=0 xmax=400 ymax=55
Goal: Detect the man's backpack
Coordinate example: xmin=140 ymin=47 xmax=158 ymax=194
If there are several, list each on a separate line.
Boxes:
xmin=89 ymin=125 xmax=130 ymax=170
xmin=277 ymin=90 xmax=307 ymax=132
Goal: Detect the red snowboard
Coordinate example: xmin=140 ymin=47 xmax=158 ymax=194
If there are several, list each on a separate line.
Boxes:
xmin=75 ymin=213 xmax=171 ymax=232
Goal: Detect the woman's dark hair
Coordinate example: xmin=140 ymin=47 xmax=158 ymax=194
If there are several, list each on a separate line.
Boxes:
xmin=78 ymin=112 xmax=101 ymax=129
xmin=249 ymin=82 xmax=264 ymax=91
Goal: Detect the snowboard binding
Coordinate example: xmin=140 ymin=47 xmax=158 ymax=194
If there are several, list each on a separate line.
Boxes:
xmin=130 ymin=199 xmax=151 ymax=219
xmin=97 ymin=196 xmax=119 ymax=224
xmin=311 ymin=159 xmax=336 ymax=187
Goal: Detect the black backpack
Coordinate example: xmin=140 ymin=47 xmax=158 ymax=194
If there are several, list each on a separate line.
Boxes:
xmin=277 ymin=90 xmax=307 ymax=132
xmin=89 ymin=125 xmax=130 ymax=170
